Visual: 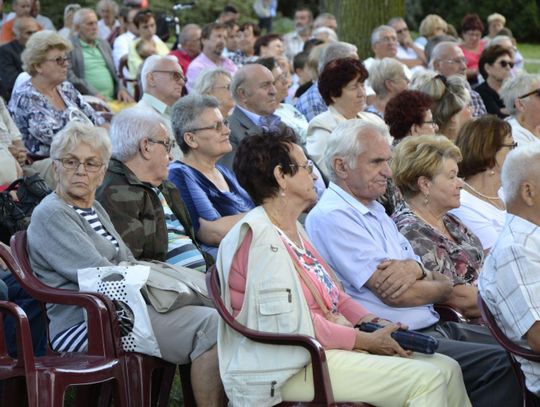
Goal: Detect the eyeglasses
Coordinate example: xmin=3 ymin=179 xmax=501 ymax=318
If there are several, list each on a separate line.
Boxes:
xmin=501 ymin=141 xmax=518 ymax=149
xmin=55 ymin=158 xmax=104 ymax=172
xmin=189 ymin=120 xmax=229 ymax=133
xmin=379 ymin=36 xmax=397 ymax=44
xmin=152 ymin=70 xmax=185 ymax=82
xmin=441 ymin=57 xmax=467 ymax=66
xmin=498 ymin=60 xmax=514 ymax=69
xmin=290 ymin=160 xmax=314 ymax=174
xmin=45 ymin=56 xmax=69 ymax=66
xmin=147 ymin=138 xmax=176 ymax=153
xmin=518 ymin=88 xmax=540 ymax=99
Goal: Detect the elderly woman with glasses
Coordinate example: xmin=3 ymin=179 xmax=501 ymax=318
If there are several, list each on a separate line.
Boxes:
xmin=27 ymin=120 xmax=225 ymax=406
xmin=500 ymin=73 xmax=540 ymax=145
xmin=8 ymin=30 xmax=103 ymax=157
xmin=215 ymin=127 xmax=470 ymax=406
xmin=191 ymin=68 xmax=234 ymax=118
xmin=168 ymin=94 xmax=254 ymax=258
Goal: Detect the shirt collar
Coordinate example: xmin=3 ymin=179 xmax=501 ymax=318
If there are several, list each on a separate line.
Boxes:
xmin=141 ymin=93 xmax=170 ymax=117
xmin=79 ymin=37 xmax=96 ymax=48
xmin=327 ymin=182 xmax=385 ymax=216
xmin=237 ymin=104 xmax=264 ymax=125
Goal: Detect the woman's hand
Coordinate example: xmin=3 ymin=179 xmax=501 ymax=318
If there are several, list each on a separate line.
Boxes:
xmin=355 ymin=323 xmax=411 ymax=357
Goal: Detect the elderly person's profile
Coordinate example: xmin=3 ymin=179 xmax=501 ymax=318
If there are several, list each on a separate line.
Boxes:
xmin=27 ymin=121 xmax=225 ymax=406
xmin=215 ymin=125 xmax=470 ymax=406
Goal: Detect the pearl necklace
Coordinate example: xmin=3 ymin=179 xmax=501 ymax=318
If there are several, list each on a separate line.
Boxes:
xmin=463 ymin=182 xmax=505 ymax=210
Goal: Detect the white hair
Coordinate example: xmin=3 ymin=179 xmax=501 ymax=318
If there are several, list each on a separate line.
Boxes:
xmin=312 ymin=27 xmax=338 ymax=43
xmin=50 ymin=121 xmax=111 ymax=164
xmin=192 ymin=68 xmax=231 ymax=96
xmin=489 ymin=35 xmax=513 ymax=48
xmin=73 ymin=8 xmax=96 ymax=27
xmin=500 ymin=73 xmax=540 ymax=116
xmin=96 ymin=0 xmax=118 ymax=16
xmin=371 ymin=25 xmax=395 ymax=46
xmin=324 ymin=119 xmax=390 ymax=182
xmin=368 ymin=57 xmax=405 ymax=98
xmin=428 ymin=41 xmax=459 ymax=70
xmin=317 ymin=41 xmax=357 ymax=74
xmin=110 ymin=107 xmax=171 ymax=161
xmin=501 ymin=143 xmax=540 ymax=203
xmin=140 ymin=55 xmax=181 ymax=93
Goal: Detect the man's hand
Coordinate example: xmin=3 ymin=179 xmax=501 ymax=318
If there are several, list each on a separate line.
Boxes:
xmin=117 ymin=89 xmax=134 ymax=103
xmin=373 ymin=259 xmax=422 ymax=300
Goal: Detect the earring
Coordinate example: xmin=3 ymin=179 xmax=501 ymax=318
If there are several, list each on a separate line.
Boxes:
xmin=489 ymin=170 xmax=495 ymax=176
xmin=423 ymin=193 xmax=429 ymax=205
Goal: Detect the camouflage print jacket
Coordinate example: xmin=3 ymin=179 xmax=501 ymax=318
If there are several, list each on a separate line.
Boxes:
xmin=96 ymin=158 xmax=213 ymax=269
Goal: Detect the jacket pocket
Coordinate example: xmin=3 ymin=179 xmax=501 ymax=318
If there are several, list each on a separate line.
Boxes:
xmin=258 ymin=287 xmax=295 ymax=332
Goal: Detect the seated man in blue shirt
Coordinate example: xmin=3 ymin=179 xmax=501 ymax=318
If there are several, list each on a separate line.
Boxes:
xmin=305 ymin=119 xmax=520 ymax=407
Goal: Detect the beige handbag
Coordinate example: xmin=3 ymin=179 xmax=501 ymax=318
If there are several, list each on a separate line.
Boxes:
xmin=119 ymin=260 xmax=213 ymax=313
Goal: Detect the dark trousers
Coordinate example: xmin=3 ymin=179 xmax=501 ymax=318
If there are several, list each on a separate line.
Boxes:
xmin=420 ymin=321 xmax=521 ymax=407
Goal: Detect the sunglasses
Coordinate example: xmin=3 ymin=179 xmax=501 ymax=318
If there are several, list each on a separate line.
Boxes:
xmin=518 ymin=88 xmax=540 ymax=99
xmin=498 ymin=60 xmax=514 ymax=69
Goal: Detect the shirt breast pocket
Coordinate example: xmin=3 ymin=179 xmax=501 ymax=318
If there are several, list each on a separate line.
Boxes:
xmin=258 ymin=287 xmax=296 ymax=333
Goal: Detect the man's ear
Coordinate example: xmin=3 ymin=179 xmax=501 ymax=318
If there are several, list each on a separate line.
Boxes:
xmin=139 ymin=138 xmax=152 ymax=159
xmin=332 ymin=157 xmax=348 ymax=179
xmin=521 ymin=181 xmax=536 ymax=206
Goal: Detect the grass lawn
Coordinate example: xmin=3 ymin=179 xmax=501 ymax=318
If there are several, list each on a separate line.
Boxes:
xmin=518 ymin=43 xmax=540 ymax=73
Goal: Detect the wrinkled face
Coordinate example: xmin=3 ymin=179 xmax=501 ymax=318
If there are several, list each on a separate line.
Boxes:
xmin=342 ymin=131 xmax=392 ymax=205
xmin=150 ymin=59 xmax=185 ymax=106
xmin=203 ymin=28 xmax=226 ymax=58
xmin=425 ymin=158 xmax=463 ymax=211
xmin=435 ymin=45 xmax=467 ymax=77
xmin=185 ymin=107 xmax=231 ymax=158
xmin=145 ymin=124 xmax=173 ymax=184
xmin=54 ymin=142 xmax=106 ymax=207
xmin=261 ymin=38 xmax=284 ymax=58
xmin=518 ymin=84 xmax=540 ymax=127
xmin=391 ymin=20 xmax=411 ymax=46
xmin=373 ymin=29 xmax=398 ymax=58
xmin=332 ymin=76 xmax=366 ymax=114
xmin=411 ymin=109 xmax=438 ymax=136
xmin=238 ymin=66 xmax=277 ymax=116
xmin=294 ymin=10 xmax=312 ymax=30
xmin=17 ymin=19 xmax=39 ymax=45
xmin=485 ymin=54 xmax=514 ymax=82
xmin=208 ymin=73 xmax=233 ymax=117
xmin=36 ymin=48 xmax=69 ymax=84
xmin=284 ymin=143 xmax=318 ymax=207
xmin=13 ymin=0 xmax=31 ymax=17
xmin=184 ymin=27 xmax=201 ymax=56
xmin=138 ymin=17 xmax=156 ymax=41
xmin=78 ymin=11 xmax=99 ymax=43
xmin=271 ymin=65 xmax=289 ymax=104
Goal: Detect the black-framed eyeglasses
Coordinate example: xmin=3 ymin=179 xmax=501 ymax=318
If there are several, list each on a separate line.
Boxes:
xmin=501 ymin=141 xmax=518 ymax=150
xmin=148 ymin=138 xmax=176 ymax=153
xmin=45 ymin=56 xmax=69 ymax=66
xmin=152 ymin=70 xmax=185 ymax=82
xmin=518 ymin=88 xmax=540 ymax=99
xmin=498 ymin=60 xmax=514 ymax=69
xmin=189 ymin=120 xmax=229 ymax=133
xmin=290 ymin=160 xmax=314 ymax=174
xmin=55 ymin=158 xmax=104 ymax=172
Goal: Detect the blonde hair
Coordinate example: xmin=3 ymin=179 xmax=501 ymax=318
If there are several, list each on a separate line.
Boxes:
xmin=419 ymin=14 xmax=448 ymax=38
xmin=392 ymin=134 xmax=462 ymax=199
xmin=22 ymin=30 xmax=72 ymax=76
xmin=409 ymin=71 xmax=470 ymax=136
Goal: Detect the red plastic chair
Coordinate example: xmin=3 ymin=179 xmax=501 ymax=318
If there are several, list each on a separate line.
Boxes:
xmin=478 ymin=294 xmax=540 ymax=407
xmin=9 ymin=231 xmax=182 ymax=407
xmin=434 ymin=304 xmax=467 ymax=323
xmin=0 ymin=242 xmax=129 ymax=407
xmin=206 ymin=265 xmax=367 ymax=407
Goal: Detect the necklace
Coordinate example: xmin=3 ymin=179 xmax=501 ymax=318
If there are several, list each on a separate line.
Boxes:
xmin=265 ymin=208 xmax=303 ymax=248
xmin=408 ymin=203 xmax=453 ymax=241
xmin=464 ymin=182 xmax=505 ymax=210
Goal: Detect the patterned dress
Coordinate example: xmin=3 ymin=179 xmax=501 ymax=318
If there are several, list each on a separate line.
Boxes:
xmin=392 ymin=201 xmax=483 ymax=285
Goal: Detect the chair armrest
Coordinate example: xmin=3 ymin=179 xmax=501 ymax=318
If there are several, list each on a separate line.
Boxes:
xmin=434 ymin=304 xmax=467 ymax=323
xmin=0 ymin=300 xmax=36 ymax=372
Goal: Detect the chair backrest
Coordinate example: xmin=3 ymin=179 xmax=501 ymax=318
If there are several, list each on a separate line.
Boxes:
xmin=205 ymin=265 xmax=336 ymax=405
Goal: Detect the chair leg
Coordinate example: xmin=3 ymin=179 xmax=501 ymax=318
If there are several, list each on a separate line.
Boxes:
xmin=156 ymin=365 xmax=176 ymax=407
xmin=179 ymin=364 xmax=196 ymax=407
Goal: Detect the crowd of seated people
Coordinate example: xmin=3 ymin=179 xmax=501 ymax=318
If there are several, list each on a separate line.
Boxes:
xmin=1 ymin=2 xmax=540 ymax=405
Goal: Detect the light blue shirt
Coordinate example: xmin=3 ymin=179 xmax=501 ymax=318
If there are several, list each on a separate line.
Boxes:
xmin=305 ymin=182 xmax=439 ymax=329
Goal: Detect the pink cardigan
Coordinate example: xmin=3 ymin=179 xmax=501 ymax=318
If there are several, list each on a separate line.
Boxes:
xmin=228 ymin=230 xmax=370 ymax=350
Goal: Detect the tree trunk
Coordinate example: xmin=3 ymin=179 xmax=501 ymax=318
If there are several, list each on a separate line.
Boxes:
xmin=320 ymin=0 xmax=405 ymax=60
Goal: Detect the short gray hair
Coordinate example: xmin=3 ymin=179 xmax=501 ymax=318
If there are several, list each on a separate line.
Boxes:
xmin=312 ymin=27 xmax=338 ymax=42
xmin=140 ymin=55 xmax=181 ymax=93
xmin=231 ymin=65 xmax=250 ymax=103
xmin=109 ymin=107 xmax=170 ymax=161
xmin=489 ymin=35 xmax=513 ymax=48
xmin=192 ymin=68 xmax=231 ymax=96
xmin=368 ymin=58 xmax=405 ymax=98
xmin=371 ymin=25 xmax=395 ymax=45
xmin=313 ymin=13 xmax=336 ymax=29
xmin=96 ymin=0 xmax=118 ymax=17
xmin=317 ymin=41 xmax=357 ymax=74
xmin=171 ymin=94 xmax=220 ymax=154
xmin=500 ymin=73 xmax=540 ymax=116
xmin=73 ymin=8 xmax=95 ymax=27
xmin=324 ymin=119 xmax=390 ymax=182
xmin=50 ymin=122 xmax=111 ymax=164
xmin=429 ymin=41 xmax=458 ymax=69
xmin=179 ymin=23 xmax=201 ymax=45
xmin=13 ymin=16 xmax=37 ymax=38
xmin=502 ymin=143 xmax=540 ymax=203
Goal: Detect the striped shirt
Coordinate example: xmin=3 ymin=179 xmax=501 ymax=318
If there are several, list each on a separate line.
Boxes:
xmin=72 ymin=206 xmax=119 ymax=249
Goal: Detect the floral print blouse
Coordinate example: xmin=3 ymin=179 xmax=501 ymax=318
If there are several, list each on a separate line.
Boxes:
xmin=392 ymin=201 xmax=484 ymax=285
xmin=8 ymin=80 xmax=103 ymax=156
